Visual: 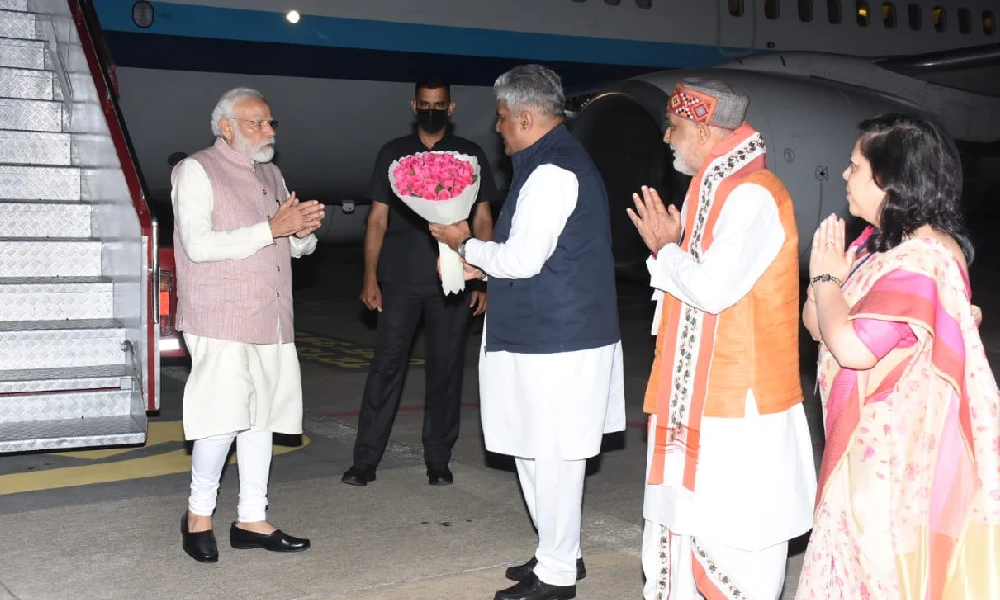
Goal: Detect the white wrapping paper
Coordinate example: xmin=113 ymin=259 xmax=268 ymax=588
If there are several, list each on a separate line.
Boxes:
xmin=388 ymin=151 xmax=481 ymax=295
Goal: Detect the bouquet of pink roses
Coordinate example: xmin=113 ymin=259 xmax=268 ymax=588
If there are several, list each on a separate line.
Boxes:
xmin=388 ymin=150 xmax=481 ymax=295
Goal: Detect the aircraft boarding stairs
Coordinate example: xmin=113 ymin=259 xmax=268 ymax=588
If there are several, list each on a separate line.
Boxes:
xmin=0 ymin=0 xmax=150 ymax=453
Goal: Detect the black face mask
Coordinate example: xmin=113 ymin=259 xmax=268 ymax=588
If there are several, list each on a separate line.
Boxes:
xmin=415 ymin=108 xmax=449 ymax=134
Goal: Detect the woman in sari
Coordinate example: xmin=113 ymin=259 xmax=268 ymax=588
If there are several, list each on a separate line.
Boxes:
xmin=796 ymin=113 xmax=1000 ymax=599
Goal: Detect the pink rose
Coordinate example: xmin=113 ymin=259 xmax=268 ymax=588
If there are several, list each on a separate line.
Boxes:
xmin=391 ymin=151 xmax=478 ymax=200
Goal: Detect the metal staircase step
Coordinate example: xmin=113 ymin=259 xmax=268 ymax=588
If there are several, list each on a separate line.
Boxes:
xmin=0 ymin=238 xmax=101 ymax=277
xmin=0 ymin=277 xmax=112 ymax=321
xmin=0 ymin=131 xmax=71 ymax=165
xmin=0 ymin=364 xmax=131 ymax=393
xmin=0 ymin=394 xmax=146 ymax=454
xmin=0 ymin=97 xmax=62 ymax=132
xmin=0 ymin=415 xmax=146 ymax=453
xmin=0 ymin=201 xmax=91 ymax=237
xmin=0 ymin=9 xmax=37 ymax=41
xmin=0 ymin=164 xmax=80 ymax=200
xmin=0 ymin=318 xmax=128 ymax=369
xmin=0 ymin=66 xmax=53 ymax=100
xmin=0 ymin=38 xmax=44 ymax=70
xmin=0 ymin=1 xmax=29 ymax=12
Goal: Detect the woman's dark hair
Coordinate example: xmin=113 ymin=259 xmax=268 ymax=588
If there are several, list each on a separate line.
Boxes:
xmin=858 ymin=113 xmax=974 ymax=264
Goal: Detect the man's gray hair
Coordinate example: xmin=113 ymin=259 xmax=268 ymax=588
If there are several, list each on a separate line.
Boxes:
xmin=493 ymin=65 xmax=565 ymax=119
xmin=210 ymin=87 xmax=265 ymax=137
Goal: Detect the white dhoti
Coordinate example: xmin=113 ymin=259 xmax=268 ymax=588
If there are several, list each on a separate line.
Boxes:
xmin=181 ymin=331 xmax=303 ymax=441
xmin=479 ymin=335 xmax=626 ymax=587
xmin=641 ymin=397 xmax=817 ymax=600
xmin=182 ymin=327 xmax=305 ymax=522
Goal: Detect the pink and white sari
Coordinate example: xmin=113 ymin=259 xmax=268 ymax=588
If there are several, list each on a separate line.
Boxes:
xmin=797 ymin=227 xmax=1000 ymax=599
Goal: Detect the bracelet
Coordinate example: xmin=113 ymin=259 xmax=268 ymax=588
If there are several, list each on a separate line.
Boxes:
xmin=810 ymin=273 xmax=843 ymax=286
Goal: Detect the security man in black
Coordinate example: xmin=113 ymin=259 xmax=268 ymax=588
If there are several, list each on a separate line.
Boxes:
xmin=343 ymin=76 xmax=496 ymax=487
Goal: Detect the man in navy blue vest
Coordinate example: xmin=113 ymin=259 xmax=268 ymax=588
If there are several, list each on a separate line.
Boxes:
xmin=431 ymin=64 xmax=625 ymax=600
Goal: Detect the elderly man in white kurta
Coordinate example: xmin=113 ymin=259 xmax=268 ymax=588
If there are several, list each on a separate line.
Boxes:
xmin=627 ymin=79 xmax=816 ymax=599
xmin=431 ymin=64 xmax=625 ymax=600
xmin=171 ymin=87 xmax=324 ymax=563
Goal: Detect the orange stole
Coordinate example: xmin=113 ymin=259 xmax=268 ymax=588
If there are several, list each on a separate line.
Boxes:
xmin=643 ymin=167 xmax=803 ymax=488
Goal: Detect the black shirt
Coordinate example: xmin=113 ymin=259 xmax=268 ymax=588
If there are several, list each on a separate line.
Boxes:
xmin=370 ymin=131 xmax=498 ymax=284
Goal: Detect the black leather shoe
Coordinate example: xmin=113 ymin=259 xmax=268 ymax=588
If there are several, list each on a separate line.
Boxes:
xmin=181 ymin=513 xmax=218 ymax=563
xmin=427 ymin=465 xmax=453 ymax=486
xmin=229 ymin=523 xmax=311 ymax=552
xmin=494 ymin=573 xmax=576 ymax=600
xmin=341 ymin=465 xmax=376 ymax=486
xmin=505 ymin=557 xmax=586 ymax=582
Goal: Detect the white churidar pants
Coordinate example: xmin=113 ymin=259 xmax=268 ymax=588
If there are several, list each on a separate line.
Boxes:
xmin=515 ymin=456 xmax=587 ymax=587
xmin=188 ymin=427 xmax=273 ymax=523
xmin=641 ymin=520 xmax=788 ymax=600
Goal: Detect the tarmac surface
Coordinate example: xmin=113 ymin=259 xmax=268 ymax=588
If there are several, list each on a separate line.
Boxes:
xmin=1 ymin=207 xmax=998 ymax=600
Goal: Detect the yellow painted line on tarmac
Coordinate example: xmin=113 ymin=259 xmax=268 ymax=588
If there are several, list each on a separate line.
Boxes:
xmin=0 ymin=421 xmax=310 ymax=496
xmin=59 ymin=420 xmax=186 ymax=460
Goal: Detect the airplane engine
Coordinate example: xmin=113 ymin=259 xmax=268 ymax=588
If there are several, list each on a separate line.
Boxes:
xmin=569 ymin=68 xmax=926 ymax=278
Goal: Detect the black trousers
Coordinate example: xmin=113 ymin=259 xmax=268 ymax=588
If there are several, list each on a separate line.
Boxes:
xmin=352 ymin=281 xmax=470 ymax=469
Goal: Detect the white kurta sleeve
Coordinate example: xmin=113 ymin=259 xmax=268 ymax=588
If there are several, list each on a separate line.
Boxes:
xmin=171 ymin=159 xmax=274 ymax=263
xmin=463 ymin=164 xmax=578 ymax=279
xmin=648 ymin=183 xmax=785 ymax=320
xmin=289 ymin=234 xmax=317 ymax=257
xmin=278 ymin=175 xmax=318 ymax=258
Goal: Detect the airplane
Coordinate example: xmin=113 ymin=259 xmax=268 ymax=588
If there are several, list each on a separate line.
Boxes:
xmin=88 ymin=0 xmax=1000 ymax=273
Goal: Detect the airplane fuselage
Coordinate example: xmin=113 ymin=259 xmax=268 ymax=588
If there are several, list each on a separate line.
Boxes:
xmin=91 ymin=0 xmax=1000 ymax=269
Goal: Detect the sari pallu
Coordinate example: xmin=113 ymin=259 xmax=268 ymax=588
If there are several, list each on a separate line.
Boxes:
xmin=797 ymin=231 xmax=1000 ymax=600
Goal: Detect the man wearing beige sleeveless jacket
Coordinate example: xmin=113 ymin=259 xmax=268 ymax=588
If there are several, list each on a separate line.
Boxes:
xmin=170 ymin=87 xmax=324 ymax=563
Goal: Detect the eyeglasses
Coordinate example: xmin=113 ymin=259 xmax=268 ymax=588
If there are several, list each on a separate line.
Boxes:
xmin=234 ymin=118 xmax=279 ymax=130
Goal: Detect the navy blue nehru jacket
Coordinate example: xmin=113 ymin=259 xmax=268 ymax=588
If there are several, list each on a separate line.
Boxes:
xmin=485 ymin=124 xmax=621 ymax=354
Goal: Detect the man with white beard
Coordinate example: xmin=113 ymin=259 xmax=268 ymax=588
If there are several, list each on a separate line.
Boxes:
xmin=171 ymin=87 xmax=324 ymax=563
xmin=628 ymin=78 xmax=815 ymax=599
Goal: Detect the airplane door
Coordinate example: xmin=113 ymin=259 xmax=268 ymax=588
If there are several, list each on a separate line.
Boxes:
xmin=716 ymin=0 xmax=755 ymax=56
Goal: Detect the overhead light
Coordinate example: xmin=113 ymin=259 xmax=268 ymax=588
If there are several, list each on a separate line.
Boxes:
xmin=286 ymin=10 xmax=300 ymax=24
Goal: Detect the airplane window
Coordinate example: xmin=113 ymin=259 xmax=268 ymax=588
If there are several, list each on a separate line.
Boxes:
xmin=957 ymin=8 xmax=971 ymax=33
xmin=799 ymin=0 xmax=814 ymax=22
xmin=932 ymin=7 xmax=946 ymax=32
xmin=132 ymin=1 xmax=154 ymax=28
xmin=856 ymin=0 xmax=870 ymax=26
xmin=729 ymin=0 xmax=744 ymax=17
xmin=828 ymin=0 xmax=842 ymax=23
xmin=635 ymin=0 xmax=651 ymax=8
xmin=907 ymin=3 xmax=921 ymax=29
xmin=765 ymin=0 xmax=780 ymax=19
xmin=882 ymin=3 xmax=897 ymax=27
xmin=986 ymin=10 xmax=996 ymax=35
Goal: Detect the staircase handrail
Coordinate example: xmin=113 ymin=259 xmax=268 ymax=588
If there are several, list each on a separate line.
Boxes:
xmin=37 ymin=12 xmax=74 ymax=112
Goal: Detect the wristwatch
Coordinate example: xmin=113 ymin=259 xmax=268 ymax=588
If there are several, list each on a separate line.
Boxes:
xmin=810 ymin=273 xmax=843 ymax=286
xmin=457 ymin=236 xmax=473 ymax=259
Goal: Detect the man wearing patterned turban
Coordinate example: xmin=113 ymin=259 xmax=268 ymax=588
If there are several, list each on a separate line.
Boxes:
xmin=627 ymin=78 xmax=817 ymax=599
